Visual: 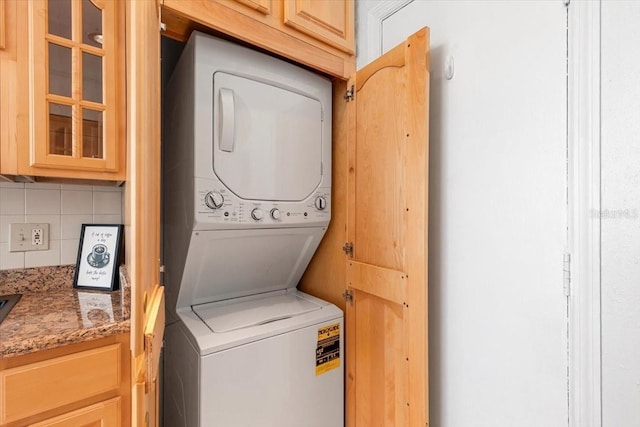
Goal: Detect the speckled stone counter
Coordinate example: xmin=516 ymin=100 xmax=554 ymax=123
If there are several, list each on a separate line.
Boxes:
xmin=0 ymin=265 xmax=130 ymax=359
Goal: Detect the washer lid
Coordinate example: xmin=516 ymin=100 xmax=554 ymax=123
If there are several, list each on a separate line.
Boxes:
xmin=212 ymin=72 xmax=324 ymax=202
xmin=193 ymin=293 xmax=322 ymax=333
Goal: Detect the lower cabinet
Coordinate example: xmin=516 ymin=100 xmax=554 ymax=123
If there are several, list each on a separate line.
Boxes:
xmin=0 ymin=335 xmax=130 ymax=427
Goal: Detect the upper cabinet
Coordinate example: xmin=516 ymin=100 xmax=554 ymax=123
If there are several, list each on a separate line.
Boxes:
xmin=0 ymin=0 xmax=125 ymax=182
xmin=282 ymin=0 xmax=353 ymax=55
xmin=161 ymin=0 xmax=355 ymax=79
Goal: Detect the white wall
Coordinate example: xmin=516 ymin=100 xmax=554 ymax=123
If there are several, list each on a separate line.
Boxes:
xmin=600 ymin=2 xmax=640 ymax=425
xmin=0 ymin=182 xmax=122 ymax=269
xmin=356 ymin=1 xmax=568 ymax=426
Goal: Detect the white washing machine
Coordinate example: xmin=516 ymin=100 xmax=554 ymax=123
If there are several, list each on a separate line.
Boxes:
xmin=162 ymin=32 xmax=342 ymax=427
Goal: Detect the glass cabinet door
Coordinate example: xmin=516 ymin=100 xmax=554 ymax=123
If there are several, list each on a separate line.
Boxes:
xmin=29 ymin=0 xmax=119 ymax=172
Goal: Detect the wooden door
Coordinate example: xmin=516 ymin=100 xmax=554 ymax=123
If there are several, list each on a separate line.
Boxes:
xmin=345 ymin=28 xmax=429 ymax=427
xmin=125 ymin=1 xmax=164 ymax=426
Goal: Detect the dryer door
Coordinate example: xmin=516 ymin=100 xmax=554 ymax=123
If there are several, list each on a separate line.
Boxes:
xmin=213 ymin=72 xmax=324 ymax=201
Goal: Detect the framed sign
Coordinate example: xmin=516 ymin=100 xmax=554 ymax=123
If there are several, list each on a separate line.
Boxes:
xmin=73 ymin=224 xmax=123 ymax=291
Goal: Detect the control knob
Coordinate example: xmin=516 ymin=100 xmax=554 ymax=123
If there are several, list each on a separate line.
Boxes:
xmin=314 ymin=196 xmax=327 ymax=211
xmin=251 ymin=208 xmax=264 ymax=221
xmin=204 ymin=191 xmax=224 ymax=209
xmin=270 ymin=208 xmax=281 ymax=220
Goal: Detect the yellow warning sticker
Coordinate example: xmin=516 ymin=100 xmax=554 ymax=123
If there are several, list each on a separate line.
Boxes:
xmin=316 ymin=322 xmax=341 ymax=376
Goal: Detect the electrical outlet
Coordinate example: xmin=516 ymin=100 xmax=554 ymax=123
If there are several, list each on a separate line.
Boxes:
xmin=9 ymin=223 xmax=50 ymax=252
xmin=32 ymin=228 xmax=44 ymax=246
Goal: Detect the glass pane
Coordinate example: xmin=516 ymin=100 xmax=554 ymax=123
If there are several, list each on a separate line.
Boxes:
xmin=82 ymin=52 xmax=103 ymax=103
xmin=49 ymin=43 xmax=72 ymax=97
xmin=82 ymin=0 xmax=103 ymax=48
xmin=48 ymin=0 xmax=72 ymax=39
xmin=49 ymin=103 xmax=73 ymax=156
xmin=82 ymin=109 xmax=104 ymax=159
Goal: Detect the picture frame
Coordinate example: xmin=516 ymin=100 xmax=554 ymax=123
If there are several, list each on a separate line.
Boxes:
xmin=73 ymin=224 xmax=123 ymax=291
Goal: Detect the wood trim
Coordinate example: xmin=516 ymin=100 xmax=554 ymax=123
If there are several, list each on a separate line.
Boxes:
xmin=0 ymin=335 xmax=125 ymax=370
xmin=0 ymin=0 xmax=5 ymax=50
xmin=344 ymin=68 xmax=357 ymax=427
xmin=126 ymin=1 xmax=162 ymax=425
xmin=568 ymin=2 xmax=602 ymax=426
xmin=102 ymin=0 xmax=119 ymax=171
xmin=126 ymin=0 xmax=161 ymax=360
xmin=345 ymin=75 xmax=356 ymax=262
xmin=28 ymin=0 xmax=46 ymax=166
xmin=347 ymin=261 xmax=406 ymax=306
xmin=345 ymin=268 xmax=356 ymax=427
xmin=298 ymin=80 xmax=349 ymax=311
xmin=132 ymin=381 xmax=145 ymax=427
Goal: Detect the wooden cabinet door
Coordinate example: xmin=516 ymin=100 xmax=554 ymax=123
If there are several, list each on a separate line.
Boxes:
xmin=345 ymin=28 xmax=429 ymax=427
xmin=125 ymin=1 xmax=163 ymax=426
xmin=0 ymin=344 xmax=121 ymax=424
xmin=29 ymin=398 xmax=121 ymax=427
xmin=27 ymin=0 xmax=124 ymax=175
xmin=283 ymin=0 xmax=354 ymax=54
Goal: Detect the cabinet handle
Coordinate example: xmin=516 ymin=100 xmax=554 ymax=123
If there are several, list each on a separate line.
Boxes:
xmin=219 ymin=88 xmax=235 ymax=152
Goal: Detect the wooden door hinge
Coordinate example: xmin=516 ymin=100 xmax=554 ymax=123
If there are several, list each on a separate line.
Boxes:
xmin=342 ymin=242 xmax=353 ymax=257
xmin=342 ymin=289 xmax=354 ymax=305
xmin=344 ymin=85 xmax=354 ymax=102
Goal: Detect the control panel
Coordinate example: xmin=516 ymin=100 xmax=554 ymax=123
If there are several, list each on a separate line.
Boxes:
xmin=194 ymin=178 xmax=330 ymax=229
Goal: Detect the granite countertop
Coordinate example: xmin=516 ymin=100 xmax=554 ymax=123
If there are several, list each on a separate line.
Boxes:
xmin=0 ymin=265 xmax=131 ymax=359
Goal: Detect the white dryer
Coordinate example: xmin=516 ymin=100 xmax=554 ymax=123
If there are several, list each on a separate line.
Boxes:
xmin=162 ymin=32 xmax=342 ymax=427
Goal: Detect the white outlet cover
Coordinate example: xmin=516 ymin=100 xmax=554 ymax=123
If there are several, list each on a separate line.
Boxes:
xmin=9 ymin=223 xmax=50 ymax=252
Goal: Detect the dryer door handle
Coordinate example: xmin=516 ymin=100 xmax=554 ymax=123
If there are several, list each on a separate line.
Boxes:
xmin=219 ymin=88 xmax=235 ymax=152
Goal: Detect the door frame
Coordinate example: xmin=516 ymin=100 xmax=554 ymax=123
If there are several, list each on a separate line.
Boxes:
xmin=567 ymin=1 xmax=603 ymax=426
xmin=361 ymin=0 xmax=414 ymax=67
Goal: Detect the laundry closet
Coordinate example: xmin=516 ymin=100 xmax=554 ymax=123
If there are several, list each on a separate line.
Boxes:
xmin=153 ymin=3 xmax=429 ymax=426
xmin=161 ymin=30 xmax=342 ymax=427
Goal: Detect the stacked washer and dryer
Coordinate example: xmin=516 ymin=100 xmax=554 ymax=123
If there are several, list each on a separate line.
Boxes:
xmin=162 ymin=32 xmax=343 ymax=427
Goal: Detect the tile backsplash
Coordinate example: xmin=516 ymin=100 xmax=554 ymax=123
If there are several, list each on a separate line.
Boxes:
xmin=0 ymin=182 xmax=123 ymax=270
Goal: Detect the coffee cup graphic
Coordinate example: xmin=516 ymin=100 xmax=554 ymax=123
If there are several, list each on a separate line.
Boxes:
xmin=87 ymin=244 xmax=110 ymax=269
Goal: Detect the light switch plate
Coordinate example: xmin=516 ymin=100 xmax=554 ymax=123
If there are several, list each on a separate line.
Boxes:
xmin=9 ymin=223 xmax=50 ymax=252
